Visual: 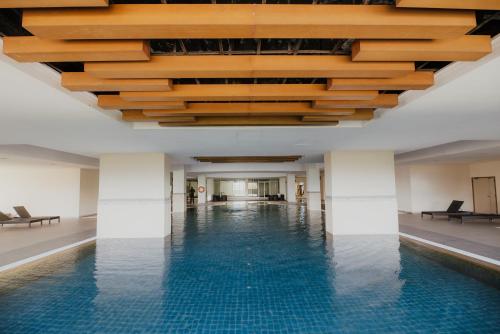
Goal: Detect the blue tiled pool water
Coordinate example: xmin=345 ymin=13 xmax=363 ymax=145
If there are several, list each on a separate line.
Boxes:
xmin=0 ymin=203 xmax=499 ymax=333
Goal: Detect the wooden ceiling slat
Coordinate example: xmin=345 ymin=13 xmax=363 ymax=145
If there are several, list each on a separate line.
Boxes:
xmin=159 ymin=116 xmax=196 ymax=123
xmin=122 ymin=109 xmax=373 ymax=122
xmin=352 ymin=36 xmax=492 ymax=62
xmin=62 ymin=73 xmax=173 ymax=92
xmin=0 ymin=0 xmax=108 ymax=8
xmin=158 ymin=116 xmax=340 ymax=127
xmin=98 ymin=95 xmax=186 ymax=110
xmin=312 ymin=95 xmax=398 ymax=109
xmin=327 ymin=72 xmax=434 ymax=91
xmin=3 ymin=37 xmax=149 ymax=62
xmin=120 ymin=85 xmax=378 ymax=102
xmin=193 ymin=156 xmax=302 ymax=163
xmin=302 ymin=116 xmax=352 ymax=122
xmin=22 ymin=4 xmax=476 ymax=40
xmin=85 ymin=56 xmax=414 ymax=79
xmin=140 ymin=103 xmax=357 ymax=117
xmin=396 ymin=0 xmax=500 ymax=10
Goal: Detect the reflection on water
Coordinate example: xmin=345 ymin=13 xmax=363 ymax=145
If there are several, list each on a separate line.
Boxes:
xmin=0 ymin=203 xmax=499 ymax=333
xmin=331 ymin=236 xmax=403 ymax=298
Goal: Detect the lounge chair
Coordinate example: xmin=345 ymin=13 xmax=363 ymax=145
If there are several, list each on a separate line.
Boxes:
xmin=448 ymin=213 xmax=500 ymax=224
xmin=0 ymin=211 xmax=43 ymax=227
xmin=13 ymin=206 xmax=60 ymax=224
xmin=421 ymin=200 xmax=471 ymax=219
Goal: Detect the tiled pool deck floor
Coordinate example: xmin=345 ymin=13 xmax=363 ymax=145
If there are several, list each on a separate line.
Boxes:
xmin=399 ymin=213 xmax=500 ymax=261
xmin=1 ymin=206 xmax=499 ymax=268
xmin=0 ymin=216 xmax=96 ymax=267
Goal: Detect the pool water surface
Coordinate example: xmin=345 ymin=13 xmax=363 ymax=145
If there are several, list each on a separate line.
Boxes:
xmin=0 ymin=203 xmax=499 ymax=333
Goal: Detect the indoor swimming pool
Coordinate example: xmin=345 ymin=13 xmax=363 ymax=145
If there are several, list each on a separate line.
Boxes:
xmin=0 ymin=203 xmax=499 ymax=333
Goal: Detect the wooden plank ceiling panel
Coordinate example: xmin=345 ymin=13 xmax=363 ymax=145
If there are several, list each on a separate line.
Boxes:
xmin=98 ymin=95 xmax=186 ymax=110
xmin=122 ymin=109 xmax=373 ymax=122
xmin=3 ymin=37 xmax=149 ymax=62
xmin=120 ymin=85 xmax=378 ymax=102
xmin=140 ymin=103 xmax=357 ymax=117
xmin=61 ymin=73 xmax=173 ymax=92
xmin=158 ymin=117 xmax=196 ymax=123
xmin=396 ymin=0 xmax=500 ymax=10
xmin=302 ymin=116 xmax=355 ymax=122
xmin=352 ymin=36 xmax=492 ymax=62
xmin=312 ymin=95 xmax=398 ymax=109
xmin=159 ymin=116 xmax=340 ymax=127
xmin=193 ymin=156 xmax=302 ymax=163
xmin=22 ymin=5 xmax=476 ymax=40
xmin=85 ymin=55 xmax=414 ymax=79
xmin=327 ymin=72 xmax=434 ymax=91
xmin=0 ymin=0 xmax=108 ymax=8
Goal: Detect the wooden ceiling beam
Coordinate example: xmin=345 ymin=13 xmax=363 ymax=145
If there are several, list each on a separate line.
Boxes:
xmin=22 ymin=4 xmax=476 ymax=40
xmin=122 ymin=109 xmax=373 ymax=122
xmin=3 ymin=37 xmax=149 ymax=62
xmin=158 ymin=116 xmax=196 ymax=123
xmin=302 ymin=116 xmax=356 ymax=122
xmin=352 ymin=36 xmax=492 ymax=62
xmin=158 ymin=116 xmax=340 ymax=127
xmin=313 ymin=95 xmax=398 ymax=109
xmin=327 ymin=72 xmax=434 ymax=91
xmin=61 ymin=73 xmax=173 ymax=92
xmin=120 ymin=84 xmax=378 ymax=102
xmin=396 ymin=0 xmax=500 ymax=10
xmin=141 ymin=103 xmax=357 ymax=117
xmin=0 ymin=0 xmax=108 ymax=8
xmin=85 ymin=55 xmax=414 ymax=79
xmin=193 ymin=156 xmax=302 ymax=163
xmin=98 ymin=95 xmax=186 ymax=110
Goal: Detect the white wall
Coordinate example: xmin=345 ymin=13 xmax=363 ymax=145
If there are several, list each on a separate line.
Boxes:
xmin=469 ymin=160 xmax=500 ymax=211
xmin=79 ymin=168 xmax=99 ymax=217
xmin=0 ymin=162 xmax=81 ymax=218
xmin=409 ymin=164 xmax=473 ymax=212
xmin=395 ymin=164 xmax=473 ymax=213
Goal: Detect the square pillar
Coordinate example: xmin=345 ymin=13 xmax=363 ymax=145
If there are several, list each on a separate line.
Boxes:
xmin=286 ymin=174 xmax=296 ymax=203
xmin=197 ymin=175 xmax=207 ymax=204
xmin=324 ymin=151 xmax=398 ymax=235
xmin=172 ymin=166 xmax=186 ymax=213
xmin=279 ymin=177 xmax=287 ymax=199
xmin=306 ymin=164 xmax=321 ymax=211
xmin=207 ymin=178 xmax=214 ymax=202
xmin=97 ymin=153 xmax=171 ymax=238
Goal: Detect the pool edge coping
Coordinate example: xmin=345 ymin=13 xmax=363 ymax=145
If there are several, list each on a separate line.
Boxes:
xmin=0 ymin=237 xmax=97 ymax=273
xmin=399 ymin=232 xmax=500 ymax=270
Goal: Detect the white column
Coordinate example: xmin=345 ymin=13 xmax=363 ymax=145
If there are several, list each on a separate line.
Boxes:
xmin=207 ymin=178 xmax=214 ymax=202
xmin=286 ymin=174 xmax=296 ymax=203
xmin=97 ymin=153 xmax=171 ymax=238
xmin=324 ymin=151 xmax=398 ymax=235
xmin=172 ymin=166 xmax=186 ymax=213
xmin=197 ymin=174 xmax=207 ymax=204
xmin=306 ymin=164 xmax=321 ymax=211
xmin=279 ymin=177 xmax=287 ymax=199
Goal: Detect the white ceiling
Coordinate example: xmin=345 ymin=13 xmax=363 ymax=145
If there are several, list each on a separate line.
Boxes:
xmin=1 ymin=37 xmax=499 ymax=166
